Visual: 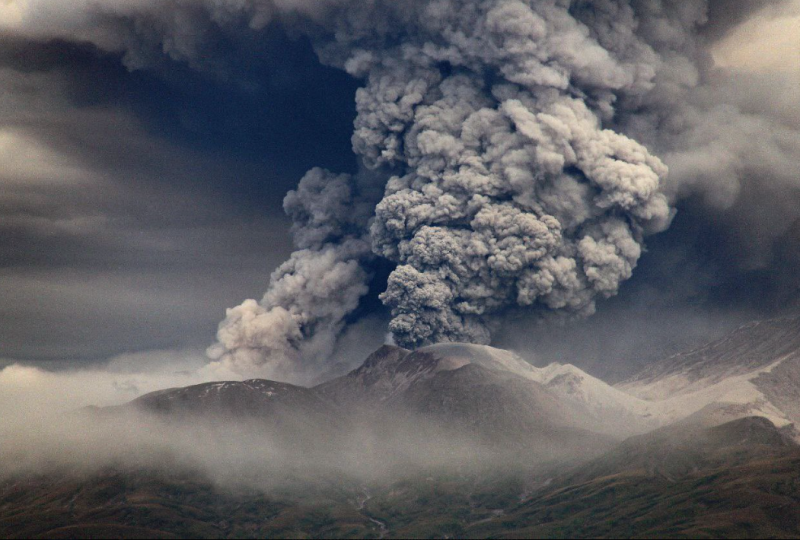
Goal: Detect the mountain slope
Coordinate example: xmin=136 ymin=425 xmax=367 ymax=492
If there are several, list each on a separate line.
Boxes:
xmin=131 ymin=379 xmax=331 ymax=420
xmin=0 ymin=472 xmax=374 ymax=540
xmin=318 ymin=343 xmax=659 ymax=437
xmin=616 ymin=315 xmax=800 ymax=431
xmin=419 ymin=344 xmax=661 ymax=435
xmin=390 ymin=363 xmax=616 ymax=459
xmin=619 ymin=315 xmax=800 ymax=398
xmin=114 ymin=379 xmax=350 ymax=452
xmin=6 ymin=331 xmax=800 ymax=539
xmin=560 ymin=416 xmax=797 ymax=485
xmin=317 ymin=344 xmax=618 ymax=459
xmin=462 ymin=417 xmax=800 ymax=539
xmin=4 ymin=418 xmax=798 ymax=540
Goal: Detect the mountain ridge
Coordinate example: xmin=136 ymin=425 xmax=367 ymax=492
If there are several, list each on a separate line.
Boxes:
xmin=615 ymin=314 xmax=800 ymax=433
xmin=119 ymin=312 xmax=800 ymax=443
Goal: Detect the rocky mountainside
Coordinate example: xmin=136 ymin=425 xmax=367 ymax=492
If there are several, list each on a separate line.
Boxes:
xmin=5 ymin=314 xmax=800 ymax=538
xmin=560 ymin=416 xmax=797 ymax=486
xmin=616 ymin=315 xmax=800 ymax=432
xmin=7 ymin=314 xmax=800 ymax=540
xmin=317 ymin=343 xmax=659 ymax=437
xmin=106 ymin=313 xmax=800 ymax=451
xmin=113 ymin=314 xmax=800 ymax=448
xmin=113 ymin=379 xmax=352 ymax=454
xmin=386 ymin=362 xmax=616 ymax=458
xmin=132 ymin=379 xmax=334 ymax=420
xmin=98 ymin=343 xmax=639 ymax=464
xmin=463 ymin=416 xmax=800 ymax=539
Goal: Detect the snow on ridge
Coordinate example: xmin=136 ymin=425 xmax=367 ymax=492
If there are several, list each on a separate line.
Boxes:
xmin=624 ymin=357 xmax=793 ymax=428
xmin=416 ymin=342 xmax=797 ymax=434
xmin=419 ymin=343 xmax=659 ymax=434
xmin=419 ymin=343 xmax=540 ymax=381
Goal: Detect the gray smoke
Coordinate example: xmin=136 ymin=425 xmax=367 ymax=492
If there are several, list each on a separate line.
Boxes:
xmin=216 ymin=0 xmax=676 ymax=371
xmin=5 ymin=0 xmax=798 ymax=376
xmin=310 ymin=0 xmax=678 ymax=352
xmin=207 ymin=167 xmax=380 ymax=377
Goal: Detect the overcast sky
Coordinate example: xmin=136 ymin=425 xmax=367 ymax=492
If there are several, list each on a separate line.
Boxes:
xmin=0 ymin=28 xmax=360 ymax=363
xmin=0 ymin=1 xmax=798 ymax=376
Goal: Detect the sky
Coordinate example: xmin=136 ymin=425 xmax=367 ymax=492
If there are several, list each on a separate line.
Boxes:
xmin=0 ymin=25 xmax=360 ymax=364
xmin=0 ymin=0 xmax=799 ymax=381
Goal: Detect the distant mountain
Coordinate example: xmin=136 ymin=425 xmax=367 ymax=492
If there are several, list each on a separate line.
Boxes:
xmin=386 ymin=362 xmax=618 ymax=458
xmin=101 ymin=343 xmax=662 ymax=463
xmin=617 ymin=315 xmax=800 ymax=432
xmin=133 ymin=379 xmax=333 ymax=419
xmin=620 ymin=315 xmax=800 ymax=394
xmin=316 ymin=343 xmax=626 ymax=458
xmin=99 ymin=344 xmax=634 ymax=464
xmin=8 ymin=317 xmax=800 ymax=538
xmin=315 ymin=343 xmax=552 ymax=407
xmin=114 ymin=314 xmax=800 ymax=447
xmin=119 ymin=379 xmax=350 ymax=450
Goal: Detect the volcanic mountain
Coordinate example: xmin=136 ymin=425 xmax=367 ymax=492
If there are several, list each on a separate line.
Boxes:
xmin=316 ymin=343 xmax=661 ymax=437
xmin=118 ymin=314 xmax=800 ymax=446
xmin=119 ymin=343 xmax=642 ymax=460
xmin=5 ymin=314 xmax=800 ymax=538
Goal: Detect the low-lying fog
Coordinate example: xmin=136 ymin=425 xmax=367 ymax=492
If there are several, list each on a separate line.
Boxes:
xmin=0 ymin=351 xmax=592 ymax=492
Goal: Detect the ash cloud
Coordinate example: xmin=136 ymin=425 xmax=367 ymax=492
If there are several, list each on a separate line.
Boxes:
xmin=3 ymin=0 xmax=799 ymax=377
xmin=207 ymin=167 xmax=382 ymax=378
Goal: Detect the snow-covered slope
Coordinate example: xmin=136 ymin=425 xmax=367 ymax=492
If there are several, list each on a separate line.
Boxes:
xmin=617 ymin=315 xmax=800 ymax=432
xmin=639 ymin=360 xmax=793 ymax=428
xmin=418 ymin=343 xmax=660 ymax=434
xmin=619 ymin=316 xmax=800 ymax=399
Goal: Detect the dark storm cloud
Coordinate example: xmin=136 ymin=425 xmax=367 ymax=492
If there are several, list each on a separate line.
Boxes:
xmin=0 ymin=27 xmax=360 ymax=361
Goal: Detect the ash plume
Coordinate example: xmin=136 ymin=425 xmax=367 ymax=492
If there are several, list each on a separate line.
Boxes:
xmin=207 ymin=167 xmax=381 ymax=377
xmin=5 ymin=0 xmax=799 ymax=376
xmin=232 ymin=0 xmax=676 ymax=362
xmin=217 ymin=0 xmax=676 ymax=368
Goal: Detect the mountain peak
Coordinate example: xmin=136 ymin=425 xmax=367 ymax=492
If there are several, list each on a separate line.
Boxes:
xmin=315 ymin=342 xmax=538 ymax=406
xmin=358 ymin=344 xmax=410 ymax=371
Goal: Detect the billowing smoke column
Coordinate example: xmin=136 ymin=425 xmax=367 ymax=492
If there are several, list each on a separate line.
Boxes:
xmin=9 ymin=0 xmax=792 ymax=376
xmin=208 ymin=167 xmax=381 ymax=376
xmin=211 ymin=0 xmax=676 ymax=374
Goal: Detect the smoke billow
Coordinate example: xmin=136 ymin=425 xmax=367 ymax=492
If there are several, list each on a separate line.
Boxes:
xmin=213 ymin=0 xmax=678 ymax=373
xmin=5 ymin=0 xmax=799 ymax=377
xmin=207 ymin=167 xmax=381 ymax=377
xmin=204 ymin=0 xmax=684 ymax=374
